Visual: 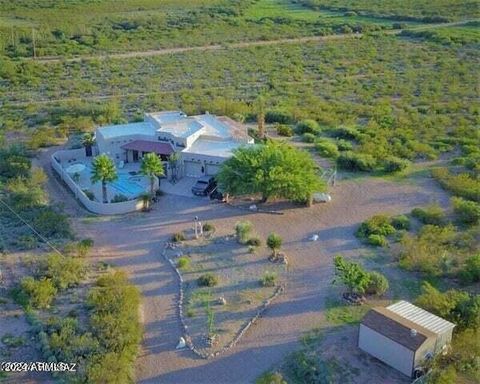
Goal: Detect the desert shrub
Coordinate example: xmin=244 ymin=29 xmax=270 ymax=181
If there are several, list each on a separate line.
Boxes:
xmin=365 ymin=271 xmax=389 ymax=295
xmin=335 ymin=139 xmax=353 ymax=151
xmin=399 ymin=225 xmax=457 ymax=276
xmin=197 ymin=273 xmax=219 ymax=287
xmin=276 ymin=124 xmax=294 ymax=137
xmin=302 ymin=133 xmax=316 ymax=143
xmin=391 ymin=215 xmax=411 ymax=230
xmin=20 ymin=277 xmax=57 ymax=309
xmin=256 ymin=372 xmax=287 ymax=384
xmin=411 ymin=205 xmax=445 ymax=225
xmin=16 ymin=234 xmax=38 ymax=249
xmin=452 ymin=197 xmax=480 ymax=225
xmin=432 ymin=168 xmax=480 ymax=202
xmin=367 ymin=234 xmax=388 ymax=247
xmin=247 ymin=237 xmax=262 ymax=247
xmin=235 ymin=221 xmax=253 ymax=244
xmin=77 ymin=238 xmax=94 ymax=257
xmin=315 ymin=140 xmax=339 ymax=159
xmin=6 ymin=177 xmax=46 ymax=210
xmin=356 ymin=215 xmax=395 ymax=240
xmin=111 ymin=194 xmax=129 ymax=203
xmin=202 ymin=222 xmax=215 ymax=232
xmin=382 ymin=156 xmax=410 ymax=173
xmin=29 ymin=207 xmax=71 ymax=238
xmin=337 ymin=151 xmax=376 ymax=172
xmin=177 ymin=257 xmax=190 ymax=270
xmin=86 ymin=271 xmax=141 ymax=383
xmin=41 ymin=253 xmax=86 ymax=290
xmin=267 ymin=233 xmax=283 ymax=257
xmin=171 ymin=232 xmax=186 ymax=242
xmin=287 ymin=350 xmax=332 ymax=384
xmin=265 ymin=110 xmax=294 ymax=124
xmin=331 ymin=126 xmax=361 ymax=140
xmin=45 ymin=316 xmax=99 ymax=365
xmin=261 ymin=272 xmax=277 ymax=287
xmin=1 ymin=333 xmax=25 ymax=347
xmin=296 ymin=119 xmax=320 ymax=135
xmin=333 ymin=255 xmax=371 ymax=295
xmin=459 ymin=254 xmax=480 ymax=284
xmin=0 ymin=145 xmax=31 ymax=179
xmin=416 ymin=282 xmax=479 ymax=329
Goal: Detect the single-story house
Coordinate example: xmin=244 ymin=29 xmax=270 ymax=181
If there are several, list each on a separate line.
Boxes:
xmin=95 ymin=111 xmax=253 ymax=178
xmin=358 ymin=300 xmax=455 ymax=378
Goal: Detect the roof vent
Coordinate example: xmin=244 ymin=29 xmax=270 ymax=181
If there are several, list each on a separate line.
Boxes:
xmin=410 ymin=329 xmax=417 ymax=337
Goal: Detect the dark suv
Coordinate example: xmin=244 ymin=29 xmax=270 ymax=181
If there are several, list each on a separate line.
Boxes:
xmin=191 ymin=176 xmax=216 ymax=196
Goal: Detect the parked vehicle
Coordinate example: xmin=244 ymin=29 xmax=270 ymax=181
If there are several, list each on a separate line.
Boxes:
xmin=192 ymin=176 xmax=216 ymax=196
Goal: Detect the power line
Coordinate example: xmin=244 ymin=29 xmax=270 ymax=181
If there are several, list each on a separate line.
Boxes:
xmin=0 ymin=197 xmax=63 ymax=256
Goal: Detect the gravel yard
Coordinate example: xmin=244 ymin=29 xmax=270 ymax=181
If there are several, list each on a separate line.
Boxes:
xmin=33 ymin=147 xmax=450 ymax=383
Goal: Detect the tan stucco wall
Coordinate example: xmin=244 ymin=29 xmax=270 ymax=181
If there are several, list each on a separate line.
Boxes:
xmin=358 ymin=324 xmax=414 ymax=377
xmin=51 ymin=150 xmax=155 ymax=215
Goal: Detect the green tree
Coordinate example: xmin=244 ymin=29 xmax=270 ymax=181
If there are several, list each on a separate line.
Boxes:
xmin=168 ymin=152 xmax=181 ymax=182
xmin=90 ymin=154 xmax=117 ymax=203
xmin=333 ymin=255 xmax=371 ymax=295
xmin=140 ymin=153 xmax=164 ymax=198
xmin=267 ymin=233 xmax=283 ymax=258
xmin=217 ymin=141 xmax=325 ymax=204
xmin=82 ymin=132 xmax=95 ymax=157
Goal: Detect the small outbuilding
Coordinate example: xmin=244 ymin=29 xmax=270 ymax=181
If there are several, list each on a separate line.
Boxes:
xmin=358 ymin=300 xmax=455 ymax=378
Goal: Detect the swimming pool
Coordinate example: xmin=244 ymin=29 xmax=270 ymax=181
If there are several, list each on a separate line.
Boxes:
xmin=83 ymin=164 xmax=147 ymax=199
xmin=111 ymin=173 xmax=146 ymax=197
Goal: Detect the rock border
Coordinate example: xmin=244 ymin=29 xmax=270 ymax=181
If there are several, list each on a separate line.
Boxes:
xmin=162 ymin=242 xmax=285 ymax=359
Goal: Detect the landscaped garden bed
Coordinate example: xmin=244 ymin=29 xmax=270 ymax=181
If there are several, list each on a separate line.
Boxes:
xmin=164 ymin=226 xmax=286 ymax=356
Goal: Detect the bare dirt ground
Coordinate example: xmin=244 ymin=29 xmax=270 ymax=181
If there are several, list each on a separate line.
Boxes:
xmin=32 ymin=147 xmax=449 ymax=383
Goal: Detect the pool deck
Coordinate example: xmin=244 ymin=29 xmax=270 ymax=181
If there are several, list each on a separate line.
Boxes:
xmin=63 ymin=159 xmax=149 ymax=202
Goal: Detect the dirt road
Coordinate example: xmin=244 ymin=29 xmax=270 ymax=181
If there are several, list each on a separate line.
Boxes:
xmin=26 ymin=19 xmax=478 ymax=65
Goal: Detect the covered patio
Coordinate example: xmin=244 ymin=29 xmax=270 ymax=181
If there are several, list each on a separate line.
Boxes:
xmin=121 ymin=140 xmax=175 ymax=163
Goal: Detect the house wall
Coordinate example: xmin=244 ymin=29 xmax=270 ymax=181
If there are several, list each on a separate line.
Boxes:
xmin=96 ymin=132 xmax=155 ymax=161
xmin=358 ymin=324 xmax=414 ymax=377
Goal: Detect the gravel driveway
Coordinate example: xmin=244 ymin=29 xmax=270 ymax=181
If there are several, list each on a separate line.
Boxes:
xmin=38 ymin=148 xmax=449 ymax=383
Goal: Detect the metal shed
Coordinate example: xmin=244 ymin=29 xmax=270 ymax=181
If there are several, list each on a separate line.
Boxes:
xmin=358 ymin=301 xmax=455 ymax=378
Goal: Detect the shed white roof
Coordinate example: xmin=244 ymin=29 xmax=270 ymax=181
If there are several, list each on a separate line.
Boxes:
xmin=97 ymin=122 xmax=155 ymax=139
xmin=387 ymin=301 xmax=455 ymax=335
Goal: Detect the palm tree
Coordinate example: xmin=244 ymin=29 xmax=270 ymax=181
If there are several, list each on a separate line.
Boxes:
xmin=90 ymin=154 xmax=117 ymax=203
xmin=82 ymin=132 xmax=95 ymax=157
xmin=168 ymin=152 xmax=181 ymax=183
xmin=140 ymin=153 xmax=165 ymax=198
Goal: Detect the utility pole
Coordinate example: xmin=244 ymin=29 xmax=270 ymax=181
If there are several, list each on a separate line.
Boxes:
xmin=32 ymin=28 xmax=36 ymax=59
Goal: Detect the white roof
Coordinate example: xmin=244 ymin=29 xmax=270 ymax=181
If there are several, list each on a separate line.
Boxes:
xmin=97 ymin=122 xmax=155 ymax=139
xmin=194 ymin=114 xmax=232 ymax=139
xmin=147 ymin=111 xmax=187 ymax=124
xmin=158 ymin=118 xmax=204 ymax=138
xmin=387 ymin=301 xmax=455 ymax=335
xmin=182 ymin=139 xmax=243 ymax=158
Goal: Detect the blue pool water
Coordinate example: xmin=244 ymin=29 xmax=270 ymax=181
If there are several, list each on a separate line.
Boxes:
xmin=84 ymin=164 xmax=146 ymax=198
xmin=111 ymin=173 xmax=146 ymax=197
